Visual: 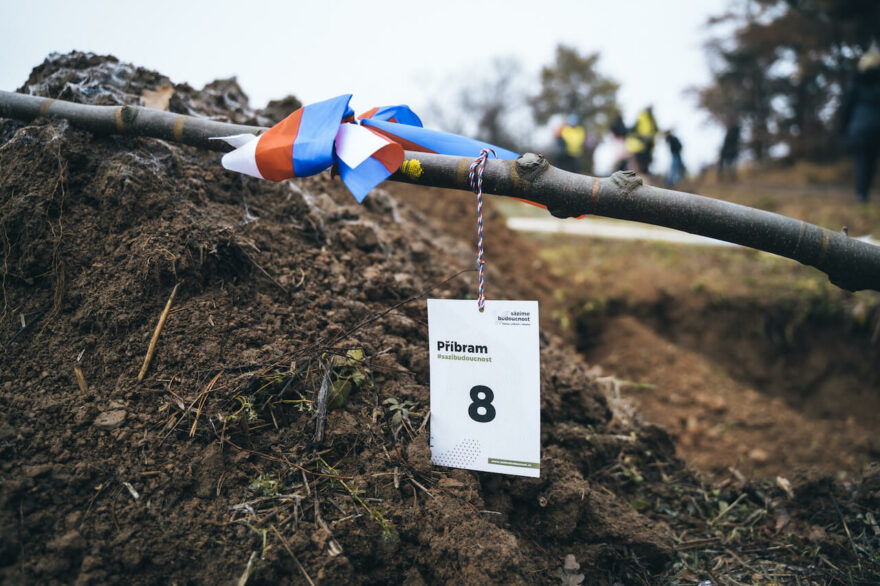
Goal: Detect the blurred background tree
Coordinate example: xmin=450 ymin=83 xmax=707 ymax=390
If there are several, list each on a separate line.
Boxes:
xmin=426 ymin=57 xmax=532 ymax=155
xmin=427 ymin=45 xmax=619 ymax=174
xmin=697 ymin=0 xmax=880 ymax=164
xmin=530 ymin=45 xmax=620 ymax=174
xmin=458 ymin=57 xmax=528 ymax=153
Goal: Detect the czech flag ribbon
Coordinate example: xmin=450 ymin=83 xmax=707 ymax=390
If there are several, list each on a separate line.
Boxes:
xmin=216 ymin=94 xmax=518 ymax=202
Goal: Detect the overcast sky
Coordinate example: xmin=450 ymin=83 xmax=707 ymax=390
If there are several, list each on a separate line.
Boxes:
xmin=1 ymin=0 xmax=732 ymax=173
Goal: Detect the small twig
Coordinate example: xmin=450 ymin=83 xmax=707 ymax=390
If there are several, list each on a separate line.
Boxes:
xmin=407 ymin=475 xmax=435 ymax=499
xmin=80 ymin=484 xmax=106 ymax=527
xmin=138 ymin=283 xmax=180 ymax=381
xmin=865 ymin=511 xmax=880 ymax=536
xmin=332 ymin=513 xmax=363 ymax=524
xmin=239 ymin=407 xmax=251 ymax=448
xmin=74 ymin=365 xmax=88 ymax=393
xmin=122 ymin=482 xmax=140 ymax=501
xmin=269 ymin=525 xmax=315 ymax=586
xmin=5 ymin=309 xmax=46 ymax=345
xmin=709 ymin=493 xmax=747 ymax=526
xmin=235 ymin=551 xmax=258 ymax=586
xmin=817 ymin=552 xmax=840 ymax=572
xmin=417 ymin=409 xmax=430 ymax=435
xmin=161 ymin=388 xmax=205 ymax=442
xmin=830 ymin=492 xmax=863 ymax=572
xmin=676 ymin=537 xmax=720 ymax=551
xmin=722 ymin=547 xmax=756 ymax=574
xmin=189 ymin=371 xmax=222 ymax=437
xmin=313 ymin=498 xmax=343 ymax=556
xmin=319 ymin=516 xmax=343 ymax=556
xmin=313 ymin=363 xmax=332 ymax=444
xmin=239 ymin=249 xmax=290 ymax=297
xmin=277 ymin=374 xmax=296 ymax=399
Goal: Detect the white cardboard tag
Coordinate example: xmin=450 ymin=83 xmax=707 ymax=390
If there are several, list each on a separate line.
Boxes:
xmin=427 ymin=299 xmax=541 ymax=477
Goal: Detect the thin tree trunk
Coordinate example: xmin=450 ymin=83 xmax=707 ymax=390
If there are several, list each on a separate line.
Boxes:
xmin=1 ymin=89 xmax=878 ymax=292
xmin=0 ymin=89 xmax=262 ymax=150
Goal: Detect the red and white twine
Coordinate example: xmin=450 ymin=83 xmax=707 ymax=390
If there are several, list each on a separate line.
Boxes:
xmin=468 ymin=148 xmax=495 ymax=312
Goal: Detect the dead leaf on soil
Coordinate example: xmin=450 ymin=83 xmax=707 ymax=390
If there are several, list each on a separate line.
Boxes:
xmin=775 ymin=509 xmax=792 ymax=533
xmin=748 ymin=447 xmax=769 ymax=463
xmin=808 ymin=524 xmax=827 ymax=542
xmin=141 ymin=85 xmax=174 ymax=110
xmin=559 ymin=554 xmax=584 ymax=585
xmin=775 ymin=475 xmax=794 ymax=499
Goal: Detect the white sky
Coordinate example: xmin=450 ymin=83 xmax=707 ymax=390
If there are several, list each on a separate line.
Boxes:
xmin=1 ymin=0 xmax=730 ymax=174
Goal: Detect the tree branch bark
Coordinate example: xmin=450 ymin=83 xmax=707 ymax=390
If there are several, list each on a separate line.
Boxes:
xmin=2 ymin=89 xmax=878 ymax=292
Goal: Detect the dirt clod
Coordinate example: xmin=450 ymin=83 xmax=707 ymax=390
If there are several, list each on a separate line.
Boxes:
xmin=92 ymin=410 xmax=126 ymax=430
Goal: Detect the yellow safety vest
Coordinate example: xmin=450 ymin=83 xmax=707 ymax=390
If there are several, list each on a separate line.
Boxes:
xmin=635 ymin=110 xmax=658 ymax=139
xmin=560 ymin=125 xmax=586 ymax=157
xmin=625 ymin=135 xmax=646 ymax=154
xmin=626 ymin=110 xmax=658 ymax=154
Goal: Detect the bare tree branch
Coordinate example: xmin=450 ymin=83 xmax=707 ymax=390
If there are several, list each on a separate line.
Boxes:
xmin=1 ymin=89 xmax=878 ymax=292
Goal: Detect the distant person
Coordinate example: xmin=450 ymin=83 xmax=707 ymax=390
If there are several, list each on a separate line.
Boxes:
xmin=626 ymin=106 xmax=659 ymax=174
xmin=610 ymin=113 xmax=630 ymax=171
xmin=555 ymin=114 xmax=586 ymax=172
xmin=583 ymin=130 xmax=599 ymax=175
xmin=840 ymin=47 xmax=880 ymax=204
xmin=665 ymin=130 xmax=685 ymax=187
xmin=718 ymin=122 xmax=741 ymax=181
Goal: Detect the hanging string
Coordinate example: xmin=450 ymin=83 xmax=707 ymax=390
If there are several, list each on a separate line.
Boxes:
xmin=468 ymin=148 xmax=495 ymax=312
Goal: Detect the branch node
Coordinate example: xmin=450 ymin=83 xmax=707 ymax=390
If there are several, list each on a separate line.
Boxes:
xmin=610 ymin=170 xmax=643 ymax=193
xmin=121 ymin=105 xmax=139 ymax=126
xmin=515 ymin=153 xmax=548 ymax=178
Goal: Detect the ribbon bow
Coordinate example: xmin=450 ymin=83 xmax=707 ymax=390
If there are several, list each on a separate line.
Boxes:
xmin=218 ymin=94 xmax=518 ymax=202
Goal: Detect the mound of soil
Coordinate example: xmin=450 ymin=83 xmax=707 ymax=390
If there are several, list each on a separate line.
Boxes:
xmin=1 ymin=52 xmax=878 ymax=584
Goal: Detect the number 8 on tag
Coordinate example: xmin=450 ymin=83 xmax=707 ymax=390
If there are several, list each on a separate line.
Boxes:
xmin=468 ymin=385 xmax=496 ymax=422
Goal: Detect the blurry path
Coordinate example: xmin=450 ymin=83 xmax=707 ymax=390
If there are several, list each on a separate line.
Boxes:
xmin=507 ymin=217 xmax=739 ymax=247
xmin=508 ymin=216 xmax=879 ymax=247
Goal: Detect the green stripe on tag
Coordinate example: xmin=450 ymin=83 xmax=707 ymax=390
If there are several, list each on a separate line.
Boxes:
xmin=488 ymin=457 xmax=540 ymax=469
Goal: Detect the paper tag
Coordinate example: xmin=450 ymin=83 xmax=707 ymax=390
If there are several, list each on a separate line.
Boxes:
xmin=427 ymin=299 xmax=541 ymax=477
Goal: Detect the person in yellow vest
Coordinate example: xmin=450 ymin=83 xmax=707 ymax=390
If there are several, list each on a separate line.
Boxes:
xmin=610 ymin=112 xmax=631 ymax=171
xmin=625 ymin=106 xmax=659 ymax=174
xmin=555 ymin=115 xmax=586 ymax=172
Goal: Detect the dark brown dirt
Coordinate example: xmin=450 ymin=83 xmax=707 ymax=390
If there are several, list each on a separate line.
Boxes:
xmin=0 ymin=52 xmax=877 ymax=585
xmin=583 ymin=313 xmax=876 ymax=478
